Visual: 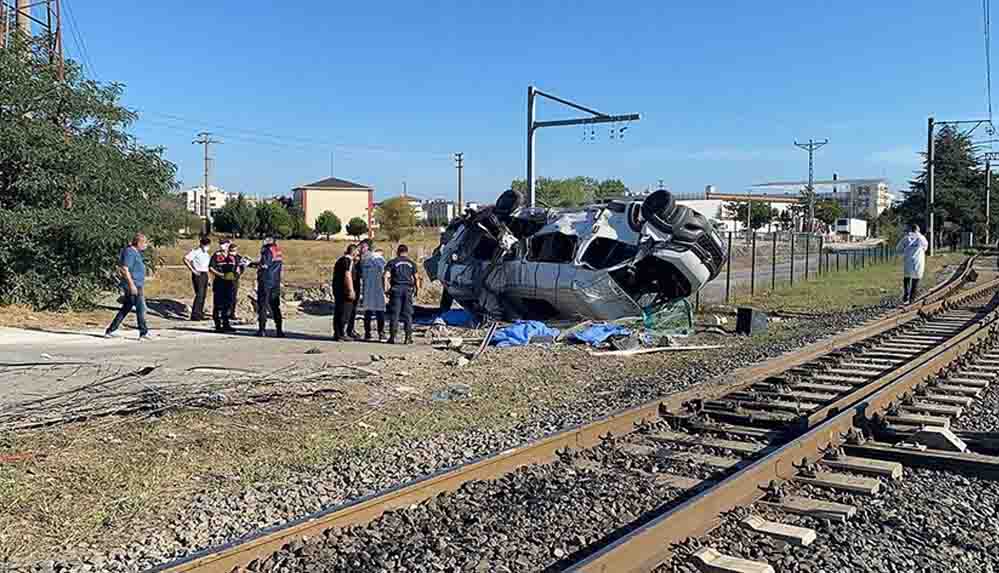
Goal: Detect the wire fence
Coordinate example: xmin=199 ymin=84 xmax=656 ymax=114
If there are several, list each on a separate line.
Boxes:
xmin=696 ymin=231 xmax=903 ymax=307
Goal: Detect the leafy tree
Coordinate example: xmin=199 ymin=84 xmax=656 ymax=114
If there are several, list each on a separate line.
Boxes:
xmin=287 ymin=206 xmax=314 ymax=240
xmin=315 ymin=211 xmax=342 ymax=239
xmin=213 ymin=194 xmax=259 ymax=238
xmin=376 ymin=197 xmax=417 ymax=241
xmin=256 ymin=201 xmax=294 ymax=238
xmin=0 ymin=35 xmax=180 ymax=309
xmin=595 ymin=179 xmax=628 ymax=200
xmin=902 ymin=125 xmax=997 ymax=245
xmin=724 ymin=201 xmax=776 ymax=230
xmin=813 ymin=199 xmax=844 ymax=226
xmin=231 ymin=195 xmax=259 ymax=238
xmin=347 ymin=216 xmax=369 ymax=239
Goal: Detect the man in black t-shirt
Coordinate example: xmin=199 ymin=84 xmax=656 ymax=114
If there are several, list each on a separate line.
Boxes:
xmin=331 ymin=244 xmax=357 ymax=341
xmin=384 ymin=244 xmax=421 ymax=344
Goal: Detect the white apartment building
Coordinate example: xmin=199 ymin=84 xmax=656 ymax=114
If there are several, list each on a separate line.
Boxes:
xmin=182 ymin=185 xmax=238 ymax=216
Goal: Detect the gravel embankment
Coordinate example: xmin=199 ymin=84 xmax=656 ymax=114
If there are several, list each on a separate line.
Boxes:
xmin=25 ymin=302 xmax=898 ymax=573
xmin=664 ymin=469 xmax=999 ymax=573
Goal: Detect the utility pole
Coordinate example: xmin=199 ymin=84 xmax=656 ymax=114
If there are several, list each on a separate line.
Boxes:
xmin=927 ymin=117 xmax=935 ymax=256
xmin=15 ymin=0 xmax=29 ymax=35
xmin=988 ymin=158 xmax=992 ymax=246
xmin=329 ymin=151 xmax=334 ymax=177
xmin=526 ymin=85 xmax=640 ymax=207
xmin=403 ymin=181 xmax=407 ymax=198
xmin=793 ymin=138 xmax=828 ymax=233
xmin=454 ymin=152 xmax=464 ymax=216
xmin=192 ymin=132 xmax=220 ymax=234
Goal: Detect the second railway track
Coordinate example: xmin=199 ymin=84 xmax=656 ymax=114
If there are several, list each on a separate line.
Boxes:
xmin=152 ymin=256 xmax=999 ymax=573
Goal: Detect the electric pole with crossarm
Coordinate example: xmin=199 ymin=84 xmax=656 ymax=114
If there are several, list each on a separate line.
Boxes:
xmin=794 ymin=138 xmax=828 ymax=233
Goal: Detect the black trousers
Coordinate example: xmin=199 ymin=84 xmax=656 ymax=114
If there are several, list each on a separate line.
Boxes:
xmin=212 ymin=280 xmax=233 ymax=330
xmin=347 ymin=295 xmax=360 ymax=335
xmin=191 ymin=273 xmax=208 ymax=320
xmin=257 ymin=285 xmax=283 ymax=333
xmin=333 ymin=295 xmax=355 ymax=339
xmin=388 ymin=286 xmax=414 ymax=339
xmin=364 ymin=310 xmax=385 ymax=338
xmin=903 ymin=277 xmax=921 ymax=302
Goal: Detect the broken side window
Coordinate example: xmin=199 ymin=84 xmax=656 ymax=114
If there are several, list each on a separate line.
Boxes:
xmin=527 ymin=233 xmax=577 ymax=263
xmin=580 ymin=237 xmax=639 ymax=270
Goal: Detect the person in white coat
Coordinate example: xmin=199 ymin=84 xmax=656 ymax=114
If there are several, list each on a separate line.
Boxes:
xmin=359 ymin=242 xmax=388 ymax=341
xmin=895 ymin=223 xmax=929 ymax=304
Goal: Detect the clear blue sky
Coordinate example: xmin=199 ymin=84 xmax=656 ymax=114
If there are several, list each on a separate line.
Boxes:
xmin=60 ymin=1 xmax=995 ymax=202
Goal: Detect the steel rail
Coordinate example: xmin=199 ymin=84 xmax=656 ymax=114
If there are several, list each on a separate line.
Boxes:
xmin=567 ymin=279 xmax=999 ymax=573
xmin=149 ymin=256 xmax=984 ymax=573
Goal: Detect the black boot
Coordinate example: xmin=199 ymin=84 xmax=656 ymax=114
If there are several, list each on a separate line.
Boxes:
xmin=256 ymin=321 xmax=266 ymax=337
xmin=404 ymin=333 xmax=413 ymax=345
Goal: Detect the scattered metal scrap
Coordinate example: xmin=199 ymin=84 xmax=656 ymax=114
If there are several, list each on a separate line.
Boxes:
xmin=0 ymin=360 xmax=384 ymax=431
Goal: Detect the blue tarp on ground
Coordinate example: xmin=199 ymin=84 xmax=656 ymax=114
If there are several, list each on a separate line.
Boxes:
xmin=413 ymin=309 xmax=479 ymax=328
xmin=568 ymin=324 xmax=631 ymax=346
xmin=491 ymin=320 xmax=561 ymax=348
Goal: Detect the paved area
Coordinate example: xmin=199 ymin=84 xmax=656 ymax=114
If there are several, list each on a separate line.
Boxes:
xmin=0 ymin=314 xmax=424 ymax=409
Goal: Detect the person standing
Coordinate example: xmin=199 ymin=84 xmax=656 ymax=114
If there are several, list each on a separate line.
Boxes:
xmin=105 ymin=233 xmax=152 ymax=340
xmin=346 ymin=241 xmax=367 ymax=339
xmin=209 ymin=243 xmax=238 ymax=333
xmin=331 ymin=244 xmax=357 ymax=341
xmin=896 ymin=223 xmax=929 ymax=304
xmin=183 ymin=237 xmax=212 ymax=321
xmin=360 ymin=244 xmax=387 ymax=341
xmin=254 ymin=237 xmax=284 ymax=337
xmin=384 ymin=244 xmax=421 ymax=344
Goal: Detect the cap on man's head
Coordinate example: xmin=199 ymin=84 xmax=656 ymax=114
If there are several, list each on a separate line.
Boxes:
xmin=262 ymin=237 xmax=275 ymax=246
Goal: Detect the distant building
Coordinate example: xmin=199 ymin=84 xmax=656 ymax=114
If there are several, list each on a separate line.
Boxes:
xmin=820 ymin=181 xmax=891 ymax=220
xmin=292 ymin=177 xmax=374 ymax=238
xmin=181 ymin=185 xmax=237 ymax=216
xmin=406 ymin=197 xmax=428 ymax=223
xmin=424 ymin=199 xmax=456 ymax=225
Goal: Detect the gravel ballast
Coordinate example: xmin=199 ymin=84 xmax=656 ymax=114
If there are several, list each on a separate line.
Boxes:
xmin=19 ymin=302 xmax=901 ymax=572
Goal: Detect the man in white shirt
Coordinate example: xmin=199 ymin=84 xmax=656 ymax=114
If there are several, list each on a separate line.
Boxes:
xmin=183 ymin=237 xmax=212 ymax=321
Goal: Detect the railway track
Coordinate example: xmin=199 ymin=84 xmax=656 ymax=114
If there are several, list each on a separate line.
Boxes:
xmin=151 ymin=255 xmax=999 ymax=573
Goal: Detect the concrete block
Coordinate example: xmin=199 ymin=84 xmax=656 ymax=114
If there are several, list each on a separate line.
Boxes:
xmin=740 ymin=515 xmax=816 ymax=546
xmin=760 ymin=495 xmax=856 ymax=523
xmin=912 ymin=426 xmax=968 ymax=453
xmin=822 ymin=455 xmax=903 ymax=479
xmin=795 ymin=471 xmax=881 ymax=495
xmin=692 ymin=547 xmax=774 ymax=573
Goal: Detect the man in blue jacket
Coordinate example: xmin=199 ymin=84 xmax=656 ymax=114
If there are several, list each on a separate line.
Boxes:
xmin=254 ymin=237 xmax=284 ymax=337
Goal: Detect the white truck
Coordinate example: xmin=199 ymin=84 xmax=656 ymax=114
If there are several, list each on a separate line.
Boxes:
xmin=834 ymin=218 xmax=868 ymax=240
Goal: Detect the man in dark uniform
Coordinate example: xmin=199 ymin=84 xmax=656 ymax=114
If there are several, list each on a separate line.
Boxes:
xmin=384 ymin=244 xmax=421 ymax=344
xmin=346 ymin=240 xmax=368 ymax=339
xmin=331 ymin=244 xmax=357 ymax=341
xmin=208 ymin=244 xmax=238 ymax=333
xmin=254 ymin=237 xmax=284 ymax=337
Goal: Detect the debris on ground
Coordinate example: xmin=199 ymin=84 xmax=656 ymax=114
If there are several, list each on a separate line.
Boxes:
xmin=588 ymin=344 xmax=724 ymax=357
xmin=431 ymin=382 xmax=472 ymax=401
xmin=304 ymin=347 xmax=323 ymax=355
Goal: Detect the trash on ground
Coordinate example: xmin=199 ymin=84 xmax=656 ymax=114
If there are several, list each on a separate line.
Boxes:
xmin=566 ymin=323 xmax=631 ymax=346
xmin=432 ymin=382 xmax=472 ymax=401
xmin=588 ymin=344 xmax=723 ymax=357
xmin=304 ymin=347 xmax=322 ymax=354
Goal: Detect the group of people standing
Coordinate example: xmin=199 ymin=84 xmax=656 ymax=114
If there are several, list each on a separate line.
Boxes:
xmin=182 ymin=237 xmax=284 ymax=336
xmin=332 ymin=240 xmax=421 ymax=344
